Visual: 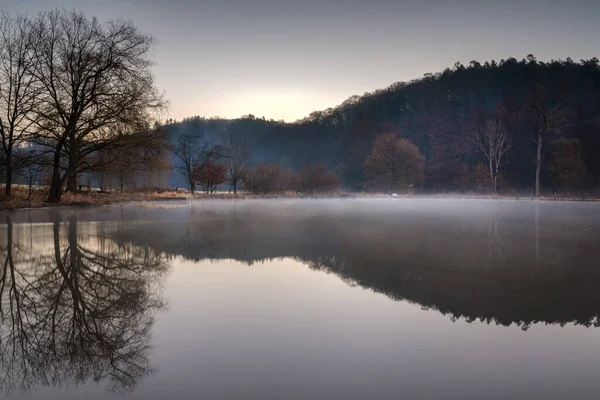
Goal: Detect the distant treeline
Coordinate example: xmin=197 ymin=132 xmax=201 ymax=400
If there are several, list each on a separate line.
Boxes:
xmin=2 ymin=8 xmax=599 ymax=199
xmin=163 ymin=55 xmax=600 ymax=196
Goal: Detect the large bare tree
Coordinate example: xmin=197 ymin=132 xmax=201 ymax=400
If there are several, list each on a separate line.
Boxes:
xmin=0 ymin=13 xmax=39 ymax=197
xmin=172 ymin=134 xmax=222 ymax=194
xmin=29 ymin=10 xmax=165 ymax=202
xmin=224 ymin=132 xmax=251 ymax=194
xmin=476 ymin=118 xmax=512 ymax=194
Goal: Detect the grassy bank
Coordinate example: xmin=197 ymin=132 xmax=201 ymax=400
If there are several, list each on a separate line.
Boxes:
xmin=0 ymin=187 xmax=320 ymax=210
xmin=1 ymin=187 xmax=599 ymax=211
xmin=0 ymin=187 xmax=192 ymax=211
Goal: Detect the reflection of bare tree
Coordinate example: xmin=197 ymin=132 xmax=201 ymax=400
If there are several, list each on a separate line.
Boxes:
xmin=532 ymin=201 xmax=553 ymax=288
xmin=487 ymin=204 xmax=504 ymax=261
xmin=0 ymin=214 xmax=169 ymax=395
xmin=0 ymin=215 xmax=40 ymax=393
xmin=535 ymin=200 xmax=540 ymax=262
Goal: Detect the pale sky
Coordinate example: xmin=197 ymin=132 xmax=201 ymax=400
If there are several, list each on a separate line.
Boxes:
xmin=1 ymin=0 xmax=599 ymax=122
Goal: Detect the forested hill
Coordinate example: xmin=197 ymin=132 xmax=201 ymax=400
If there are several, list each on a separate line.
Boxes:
xmin=163 ymin=56 xmax=600 ymax=195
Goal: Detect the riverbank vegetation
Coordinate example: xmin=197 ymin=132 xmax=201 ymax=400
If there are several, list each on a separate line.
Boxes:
xmin=2 ymin=9 xmax=600 ymax=208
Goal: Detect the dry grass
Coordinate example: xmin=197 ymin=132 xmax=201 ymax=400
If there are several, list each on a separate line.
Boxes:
xmin=0 ymin=186 xmax=191 ymax=211
xmin=0 ymin=187 xmax=353 ymax=210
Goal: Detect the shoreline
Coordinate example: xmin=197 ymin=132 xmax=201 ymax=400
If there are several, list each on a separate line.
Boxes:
xmin=1 ymin=190 xmax=600 ymax=211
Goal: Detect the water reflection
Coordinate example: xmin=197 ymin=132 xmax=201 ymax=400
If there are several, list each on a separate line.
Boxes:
xmin=0 ymin=213 xmax=169 ymax=395
xmin=2 ymin=199 xmax=600 ymax=399
xmin=109 ymin=200 xmax=600 ymax=330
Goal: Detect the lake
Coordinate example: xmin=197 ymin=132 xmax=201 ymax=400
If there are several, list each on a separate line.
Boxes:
xmin=1 ymin=198 xmax=600 ymax=400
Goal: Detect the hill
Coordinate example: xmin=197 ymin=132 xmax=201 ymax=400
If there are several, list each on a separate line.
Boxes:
xmin=163 ymin=55 xmax=600 ymax=195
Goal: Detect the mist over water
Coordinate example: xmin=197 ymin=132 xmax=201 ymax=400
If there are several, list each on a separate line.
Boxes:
xmin=1 ymin=198 xmax=600 ymax=400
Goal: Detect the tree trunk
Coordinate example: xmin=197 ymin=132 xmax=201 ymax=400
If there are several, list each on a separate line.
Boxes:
xmin=187 ymin=167 xmax=195 ymax=195
xmin=6 ymin=215 xmax=12 ymax=260
xmin=66 ymin=170 xmax=78 ymax=192
xmin=47 ymin=143 xmax=65 ymax=203
xmin=5 ymin=161 xmax=12 ymax=198
xmin=28 ymin=169 xmax=33 ymax=201
xmin=233 ymin=180 xmax=237 ymax=195
xmin=69 ymin=215 xmax=78 ymax=269
xmin=535 ymin=133 xmax=543 ymax=198
xmin=65 ymin=154 xmax=78 ymax=193
xmin=489 ymin=157 xmax=495 ymax=194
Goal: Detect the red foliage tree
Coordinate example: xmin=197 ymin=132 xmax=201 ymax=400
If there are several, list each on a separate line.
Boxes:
xmin=193 ymin=162 xmax=227 ymax=193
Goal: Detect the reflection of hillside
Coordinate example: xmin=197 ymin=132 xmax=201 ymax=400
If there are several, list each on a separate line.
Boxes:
xmin=0 ymin=215 xmax=169 ymax=395
xmin=111 ymin=201 xmax=600 ymax=329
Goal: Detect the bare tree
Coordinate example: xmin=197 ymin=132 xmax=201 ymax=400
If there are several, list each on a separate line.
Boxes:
xmin=172 ymin=134 xmax=222 ymax=194
xmin=476 ymin=119 xmax=511 ymax=194
xmin=93 ymin=128 xmax=171 ymax=191
xmin=0 ymin=13 xmax=39 ymax=197
xmin=224 ymin=133 xmax=251 ymax=194
xmin=16 ymin=149 xmax=48 ymax=201
xmin=29 ymin=10 xmax=165 ymax=202
xmin=528 ymin=83 xmax=567 ymax=197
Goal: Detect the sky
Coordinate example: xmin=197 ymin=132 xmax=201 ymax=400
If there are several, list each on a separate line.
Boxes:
xmin=1 ymin=0 xmax=599 ymax=122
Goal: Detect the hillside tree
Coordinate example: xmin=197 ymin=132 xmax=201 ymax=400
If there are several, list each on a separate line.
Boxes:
xmin=299 ymin=164 xmax=341 ymax=195
xmin=528 ymin=83 xmax=567 ymax=197
xmin=364 ymin=133 xmax=425 ymax=193
xmin=547 ymin=138 xmax=588 ymax=194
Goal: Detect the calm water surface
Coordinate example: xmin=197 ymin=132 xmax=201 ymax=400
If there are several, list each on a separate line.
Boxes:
xmin=1 ymin=198 xmax=600 ymax=399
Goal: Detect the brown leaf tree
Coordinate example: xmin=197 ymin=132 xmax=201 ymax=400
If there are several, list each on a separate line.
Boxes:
xmin=299 ymin=164 xmax=341 ymax=195
xmin=242 ymin=163 xmax=283 ymax=195
xmin=364 ymin=133 xmax=425 ymax=193
xmin=242 ymin=163 xmax=300 ymax=195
